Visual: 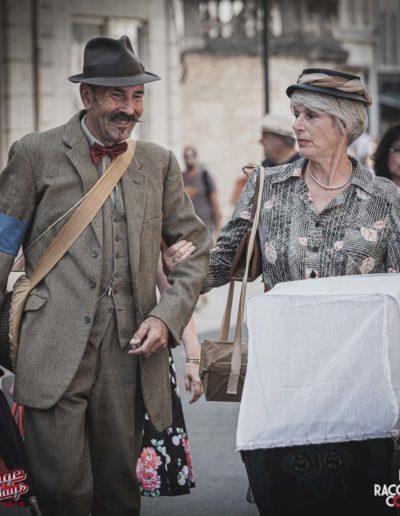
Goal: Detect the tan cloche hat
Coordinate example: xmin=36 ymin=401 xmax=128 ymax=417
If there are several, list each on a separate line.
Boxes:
xmin=261 ymin=113 xmax=295 ymax=140
xmin=286 ymin=68 xmax=372 ymax=106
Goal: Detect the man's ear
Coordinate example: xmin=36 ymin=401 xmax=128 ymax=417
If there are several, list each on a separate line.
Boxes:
xmin=80 ymin=83 xmax=94 ymax=109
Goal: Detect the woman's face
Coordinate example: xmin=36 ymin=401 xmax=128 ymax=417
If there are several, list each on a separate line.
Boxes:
xmin=292 ymin=103 xmax=348 ymax=161
xmin=388 ymin=136 xmax=400 ymax=184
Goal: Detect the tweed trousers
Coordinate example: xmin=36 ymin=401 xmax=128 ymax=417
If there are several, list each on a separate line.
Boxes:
xmin=24 ymin=315 xmax=144 ymax=516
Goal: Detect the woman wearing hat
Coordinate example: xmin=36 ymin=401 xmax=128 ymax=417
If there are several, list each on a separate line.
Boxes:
xmin=165 ymin=69 xmax=400 ymax=515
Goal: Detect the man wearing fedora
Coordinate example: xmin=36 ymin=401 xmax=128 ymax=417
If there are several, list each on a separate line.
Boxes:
xmin=231 ymin=113 xmax=300 ymax=205
xmin=0 ymin=35 xmax=209 ymax=515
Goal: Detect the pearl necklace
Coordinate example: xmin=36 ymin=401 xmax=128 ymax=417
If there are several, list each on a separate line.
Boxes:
xmin=307 ymin=159 xmax=353 ymax=191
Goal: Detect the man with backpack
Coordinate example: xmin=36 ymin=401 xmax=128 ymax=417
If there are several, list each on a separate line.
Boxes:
xmin=182 ymin=146 xmax=222 ymax=244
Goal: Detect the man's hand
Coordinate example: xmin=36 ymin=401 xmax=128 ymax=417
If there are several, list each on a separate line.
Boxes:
xmin=161 ymin=240 xmax=195 ymax=273
xmin=128 ymin=316 xmax=169 ymax=358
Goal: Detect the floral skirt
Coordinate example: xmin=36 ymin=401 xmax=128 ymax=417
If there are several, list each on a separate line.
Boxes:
xmin=136 ymin=350 xmax=196 ymax=497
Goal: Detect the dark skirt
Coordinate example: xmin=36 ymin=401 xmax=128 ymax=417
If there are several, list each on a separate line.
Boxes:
xmin=242 ymin=438 xmax=399 ymax=516
xmin=136 ymin=350 xmax=195 ymax=497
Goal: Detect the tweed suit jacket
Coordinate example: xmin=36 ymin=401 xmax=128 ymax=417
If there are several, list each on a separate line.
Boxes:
xmin=0 ymin=112 xmax=210 ymax=431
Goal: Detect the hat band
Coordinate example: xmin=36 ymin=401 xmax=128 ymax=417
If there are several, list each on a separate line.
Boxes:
xmin=83 ymin=63 xmax=145 ymax=78
xmin=297 ymin=72 xmax=372 ymax=106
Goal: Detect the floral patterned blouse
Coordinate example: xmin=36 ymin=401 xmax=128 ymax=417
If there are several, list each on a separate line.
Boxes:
xmin=204 ymin=157 xmax=400 ymax=291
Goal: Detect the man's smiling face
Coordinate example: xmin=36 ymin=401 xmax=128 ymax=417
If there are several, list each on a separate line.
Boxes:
xmin=81 ymin=84 xmax=144 ymax=145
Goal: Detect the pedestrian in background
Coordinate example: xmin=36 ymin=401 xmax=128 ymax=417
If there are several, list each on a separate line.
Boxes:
xmin=231 ymin=113 xmax=300 ymax=206
xmin=373 ymin=123 xmax=400 ymax=186
xmin=183 ymin=145 xmax=222 ymax=243
xmin=259 ymin=113 xmax=300 ymax=168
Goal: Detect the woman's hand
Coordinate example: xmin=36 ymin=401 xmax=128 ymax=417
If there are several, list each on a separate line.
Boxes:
xmin=184 ymin=362 xmax=203 ymax=404
xmin=162 ymin=240 xmax=195 ymax=273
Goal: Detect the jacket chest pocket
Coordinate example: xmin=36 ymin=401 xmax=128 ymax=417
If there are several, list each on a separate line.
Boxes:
xmin=142 ymin=214 xmax=163 ymax=251
xmin=145 ymin=214 xmax=162 ymax=232
xmin=140 ymin=214 xmax=163 ymax=274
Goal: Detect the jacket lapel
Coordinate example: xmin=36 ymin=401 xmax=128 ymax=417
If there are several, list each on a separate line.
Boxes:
xmin=63 ymin=112 xmax=103 ymax=246
xmin=122 ymin=149 xmax=147 ymax=285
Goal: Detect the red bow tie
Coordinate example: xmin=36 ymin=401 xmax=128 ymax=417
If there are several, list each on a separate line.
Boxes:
xmin=90 ymin=141 xmax=128 ymax=165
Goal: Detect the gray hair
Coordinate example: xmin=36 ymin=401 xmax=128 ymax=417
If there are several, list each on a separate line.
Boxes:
xmin=290 ymin=90 xmax=368 ymax=145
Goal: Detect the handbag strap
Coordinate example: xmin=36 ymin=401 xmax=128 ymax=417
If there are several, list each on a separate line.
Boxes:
xmin=218 ymin=167 xmax=263 ymax=341
xmin=218 ymin=171 xmax=261 ymax=341
xmin=226 ymin=165 xmax=265 ymax=395
xmin=28 ymin=140 xmax=135 ymax=291
xmin=218 ymin=280 xmax=235 ymax=341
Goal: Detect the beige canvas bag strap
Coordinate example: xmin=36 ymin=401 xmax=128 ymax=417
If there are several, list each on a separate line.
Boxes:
xmin=226 ymin=165 xmax=265 ymax=395
xmin=28 ymin=139 xmax=136 ymax=290
xmin=218 ymin=280 xmax=235 ymax=341
xmin=218 ymin=169 xmax=262 ymax=341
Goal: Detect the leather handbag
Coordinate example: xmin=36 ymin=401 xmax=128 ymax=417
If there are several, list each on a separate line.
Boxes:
xmin=200 ymin=166 xmax=265 ymax=401
xmin=230 ymin=164 xmax=263 ymax=282
xmin=0 ymin=140 xmax=135 ymax=371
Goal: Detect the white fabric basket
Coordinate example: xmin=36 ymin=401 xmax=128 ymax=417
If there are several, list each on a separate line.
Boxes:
xmin=236 ymin=274 xmax=400 ymax=451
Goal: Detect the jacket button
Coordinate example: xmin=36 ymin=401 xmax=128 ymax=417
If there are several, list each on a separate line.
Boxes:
xmin=312 ymin=246 xmax=319 ymax=253
xmin=108 ymin=307 xmax=114 ymax=314
xmin=84 ymin=316 xmax=91 ymax=324
xmin=91 ymin=250 xmax=99 ymax=258
xmin=315 ymin=220 xmax=321 ymax=228
xmin=89 ymin=279 xmax=96 ymax=288
xmin=115 ymin=235 xmax=120 ymax=241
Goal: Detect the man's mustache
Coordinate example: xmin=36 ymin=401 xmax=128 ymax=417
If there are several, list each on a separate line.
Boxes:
xmin=110 ymin=112 xmax=142 ymax=123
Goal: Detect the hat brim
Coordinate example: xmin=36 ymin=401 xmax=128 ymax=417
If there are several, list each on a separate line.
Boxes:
xmin=68 ymin=71 xmax=161 ymax=86
xmin=261 ymin=127 xmax=295 ymax=139
xmin=286 ymin=83 xmax=370 ymax=106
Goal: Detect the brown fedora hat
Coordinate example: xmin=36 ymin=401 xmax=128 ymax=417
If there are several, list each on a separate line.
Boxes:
xmin=68 ymin=35 xmax=160 ymax=86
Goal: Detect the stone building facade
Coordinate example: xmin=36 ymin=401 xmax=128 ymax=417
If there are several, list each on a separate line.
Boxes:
xmin=0 ymin=0 xmax=183 ymax=168
xmin=181 ymin=0 xmax=400 ymax=217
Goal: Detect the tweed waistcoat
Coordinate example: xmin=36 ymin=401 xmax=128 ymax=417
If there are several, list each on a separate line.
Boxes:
xmin=89 ymin=187 xmax=136 ymax=349
xmin=88 ymin=193 xmax=114 ymax=348
xmin=111 ymin=188 xmax=136 ymax=348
